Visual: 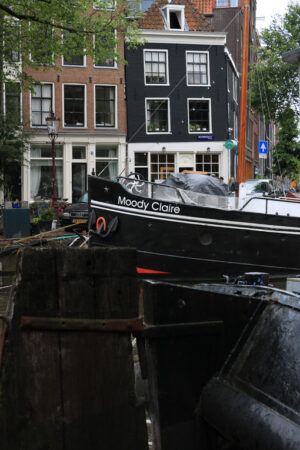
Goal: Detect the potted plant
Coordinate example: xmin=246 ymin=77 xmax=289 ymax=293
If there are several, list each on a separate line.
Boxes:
xmin=37 ymin=206 xmax=54 ymax=232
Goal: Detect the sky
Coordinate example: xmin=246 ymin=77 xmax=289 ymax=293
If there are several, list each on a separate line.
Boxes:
xmin=256 ymin=0 xmax=296 ymax=31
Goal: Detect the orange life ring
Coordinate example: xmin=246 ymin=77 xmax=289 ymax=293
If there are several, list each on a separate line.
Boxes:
xmin=96 ymin=216 xmax=107 ymax=232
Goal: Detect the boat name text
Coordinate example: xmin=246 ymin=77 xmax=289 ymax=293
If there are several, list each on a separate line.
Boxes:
xmin=118 ymin=196 xmax=181 ymax=214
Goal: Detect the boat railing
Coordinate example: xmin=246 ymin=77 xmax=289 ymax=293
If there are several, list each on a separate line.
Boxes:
xmin=117 ymin=176 xmax=235 ymax=210
xmin=240 ymin=195 xmax=300 ymax=217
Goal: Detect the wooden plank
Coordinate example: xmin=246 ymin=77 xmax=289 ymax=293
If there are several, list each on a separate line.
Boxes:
xmin=0 ymin=247 xmax=148 ymax=450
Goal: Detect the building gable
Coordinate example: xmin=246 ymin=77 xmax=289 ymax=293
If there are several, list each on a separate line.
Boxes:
xmin=139 ymin=0 xmax=213 ymax=31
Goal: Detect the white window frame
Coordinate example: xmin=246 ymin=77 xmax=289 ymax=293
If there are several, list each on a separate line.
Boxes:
xmin=161 ymin=5 xmax=185 ymax=31
xmin=143 ymin=49 xmax=169 ymax=86
xmin=95 ymin=145 xmax=119 ymax=178
xmin=94 ymin=84 xmax=117 ymax=129
xmin=30 ymin=82 xmax=54 ymax=128
xmin=62 ymin=54 xmax=86 ymax=67
xmin=93 ymin=0 xmax=115 ymax=10
xmin=186 ymin=51 xmax=210 ymax=87
xmin=93 ymin=32 xmax=117 ymax=69
xmin=30 ymin=143 xmax=64 ymax=201
xmin=195 ymin=152 xmax=220 ymax=177
xmin=145 ymin=97 xmax=171 ymax=135
xmin=187 ymin=98 xmax=212 ymax=134
xmin=63 ymin=83 xmax=86 ymax=129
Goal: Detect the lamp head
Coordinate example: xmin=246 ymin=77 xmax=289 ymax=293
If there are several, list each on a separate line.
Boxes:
xmin=46 ymin=110 xmax=60 ymax=136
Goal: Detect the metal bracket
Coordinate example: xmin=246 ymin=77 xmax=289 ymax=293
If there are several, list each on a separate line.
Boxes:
xmin=20 ymin=316 xmax=145 ymax=332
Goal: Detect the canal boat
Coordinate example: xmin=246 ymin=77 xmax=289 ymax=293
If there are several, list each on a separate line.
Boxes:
xmin=88 ymin=0 xmax=300 ymax=281
xmin=88 ymin=173 xmax=300 ymax=279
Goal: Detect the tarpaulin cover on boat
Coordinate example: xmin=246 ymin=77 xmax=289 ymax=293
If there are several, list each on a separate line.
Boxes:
xmin=162 ymin=173 xmax=230 ymax=196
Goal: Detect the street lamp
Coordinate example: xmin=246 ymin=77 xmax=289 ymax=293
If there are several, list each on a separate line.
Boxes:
xmin=45 ymin=110 xmax=60 ymax=226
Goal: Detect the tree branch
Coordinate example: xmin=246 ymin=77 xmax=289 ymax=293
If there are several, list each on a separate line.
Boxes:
xmin=0 ymin=3 xmax=92 ymax=34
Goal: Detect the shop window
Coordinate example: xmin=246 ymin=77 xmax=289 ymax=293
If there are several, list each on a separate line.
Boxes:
xmin=150 ymin=153 xmax=175 ymax=182
xmin=195 ymin=154 xmax=219 ymax=177
xmin=30 ymin=145 xmax=63 ymax=201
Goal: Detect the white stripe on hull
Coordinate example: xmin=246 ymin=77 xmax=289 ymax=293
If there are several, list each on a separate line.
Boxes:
xmin=90 ymin=200 xmax=300 ymax=236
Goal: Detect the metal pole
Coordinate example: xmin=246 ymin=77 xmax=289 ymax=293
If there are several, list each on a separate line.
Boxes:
xmin=51 ymin=134 xmax=59 ymax=224
xmin=237 ymin=0 xmax=250 ymax=184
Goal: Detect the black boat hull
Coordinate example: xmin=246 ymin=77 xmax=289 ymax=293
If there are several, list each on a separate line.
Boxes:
xmin=88 ymin=176 xmax=300 ymax=279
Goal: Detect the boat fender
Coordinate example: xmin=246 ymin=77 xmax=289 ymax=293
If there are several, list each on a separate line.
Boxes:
xmin=92 ymin=216 xmax=119 ymax=239
xmin=96 ymin=216 xmax=107 ymax=232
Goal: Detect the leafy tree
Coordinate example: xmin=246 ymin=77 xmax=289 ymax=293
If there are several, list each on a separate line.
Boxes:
xmin=0 ymin=0 xmax=142 ymax=87
xmin=0 ymin=113 xmax=29 ymax=199
xmin=272 ymin=108 xmax=300 ymax=181
xmin=249 ymin=2 xmax=300 ymax=123
xmin=0 ymin=0 xmax=142 ymax=198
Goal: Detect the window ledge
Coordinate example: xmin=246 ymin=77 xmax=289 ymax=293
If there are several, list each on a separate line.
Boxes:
xmin=189 ymin=130 xmax=212 ymax=134
xmin=187 ymin=84 xmax=211 ymax=88
xmin=62 ymin=64 xmax=86 ymax=68
xmin=94 ymin=65 xmax=117 ymax=69
xmin=145 ymin=83 xmax=170 ymax=87
xmin=63 ymin=126 xmax=87 ymax=129
xmin=146 ymin=131 xmax=172 ymax=135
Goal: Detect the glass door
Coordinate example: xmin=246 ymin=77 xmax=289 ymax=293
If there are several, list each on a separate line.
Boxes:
xmin=72 ymin=146 xmax=87 ymax=203
xmin=72 ymin=163 xmax=86 ymax=203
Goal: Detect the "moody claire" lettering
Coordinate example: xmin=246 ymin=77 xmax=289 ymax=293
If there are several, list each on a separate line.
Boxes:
xmin=118 ymin=196 xmax=181 ymax=214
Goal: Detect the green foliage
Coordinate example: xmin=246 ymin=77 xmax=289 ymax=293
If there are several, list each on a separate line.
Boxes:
xmin=249 ymin=2 xmax=300 ymax=123
xmin=272 ymin=108 xmax=300 ymax=181
xmin=0 ymin=0 xmax=143 ymax=87
xmin=39 ymin=207 xmax=54 ymax=221
xmin=0 ymin=111 xmax=29 ymax=195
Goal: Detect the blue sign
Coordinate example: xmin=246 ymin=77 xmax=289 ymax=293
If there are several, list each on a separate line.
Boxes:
xmin=196 ymin=135 xmax=215 ymax=141
xmin=258 ymin=140 xmax=268 ymax=154
xmin=258 ymin=140 xmax=268 ymax=159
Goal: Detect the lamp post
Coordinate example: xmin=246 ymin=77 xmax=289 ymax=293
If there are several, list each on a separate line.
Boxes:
xmin=45 ymin=110 xmax=60 ymax=226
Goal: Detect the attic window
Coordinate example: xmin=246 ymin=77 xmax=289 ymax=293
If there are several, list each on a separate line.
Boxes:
xmin=170 ymin=11 xmax=181 ymax=29
xmin=162 ymin=5 xmax=185 ymax=31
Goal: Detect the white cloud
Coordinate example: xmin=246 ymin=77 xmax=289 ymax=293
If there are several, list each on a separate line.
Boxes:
xmin=256 ymin=0 xmax=292 ymax=31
